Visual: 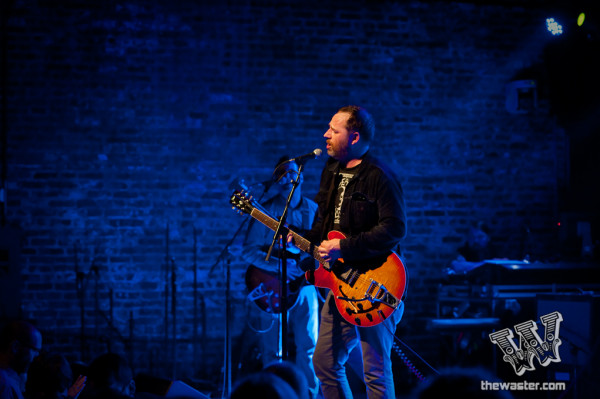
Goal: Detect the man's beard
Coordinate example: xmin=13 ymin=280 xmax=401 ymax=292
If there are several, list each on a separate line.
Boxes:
xmin=327 ymin=141 xmax=349 ymax=161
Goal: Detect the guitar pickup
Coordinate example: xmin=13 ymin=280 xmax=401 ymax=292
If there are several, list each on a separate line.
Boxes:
xmin=339 ymin=267 xmax=360 ymax=287
xmin=347 ymin=270 xmax=360 ymax=286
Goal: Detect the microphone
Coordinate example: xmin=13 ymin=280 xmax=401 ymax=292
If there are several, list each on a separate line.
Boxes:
xmin=287 ymin=148 xmax=323 ymax=164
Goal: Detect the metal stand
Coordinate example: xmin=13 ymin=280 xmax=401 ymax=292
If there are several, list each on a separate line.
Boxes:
xmin=213 ymin=179 xmax=271 ymax=397
xmin=170 ymin=256 xmax=177 ymax=380
xmin=265 ymin=162 xmax=305 ymax=361
xmin=75 ymin=242 xmax=131 ymax=363
xmin=209 ymin=233 xmax=239 ymax=398
xmin=163 ymin=222 xmax=170 ymax=373
xmin=74 ymin=242 xmax=86 ymax=361
xmin=74 ymin=242 xmax=98 ymax=362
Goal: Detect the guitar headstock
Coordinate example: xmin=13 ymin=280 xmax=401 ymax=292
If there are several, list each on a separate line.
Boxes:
xmin=230 ymin=190 xmax=255 ymax=215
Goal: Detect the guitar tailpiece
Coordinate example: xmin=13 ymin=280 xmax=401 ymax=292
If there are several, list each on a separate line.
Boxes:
xmin=366 ymin=280 xmax=399 ymax=309
xmin=247 ymin=283 xmax=271 ymax=301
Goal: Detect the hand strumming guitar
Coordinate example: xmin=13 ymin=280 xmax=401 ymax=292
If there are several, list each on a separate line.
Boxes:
xmin=287 ymin=233 xmax=341 ymax=267
xmin=317 ymin=238 xmax=341 ymax=265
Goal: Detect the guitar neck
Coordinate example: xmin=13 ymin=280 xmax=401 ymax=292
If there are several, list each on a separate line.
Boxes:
xmin=250 ymin=208 xmax=325 ymax=264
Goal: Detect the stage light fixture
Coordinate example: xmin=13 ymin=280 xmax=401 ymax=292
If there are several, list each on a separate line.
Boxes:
xmin=546 ymin=18 xmax=564 ymax=36
xmin=577 ymin=13 xmax=585 ymax=27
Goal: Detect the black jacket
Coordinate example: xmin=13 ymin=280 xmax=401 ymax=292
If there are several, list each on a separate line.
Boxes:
xmin=306 ymin=151 xmax=407 ymax=262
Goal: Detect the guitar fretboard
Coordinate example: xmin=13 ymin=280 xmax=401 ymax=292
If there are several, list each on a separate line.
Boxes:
xmin=250 ymin=208 xmax=327 ymax=266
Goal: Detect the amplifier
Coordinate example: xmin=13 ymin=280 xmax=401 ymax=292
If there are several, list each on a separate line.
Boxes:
xmin=536 ymin=293 xmax=599 ymax=367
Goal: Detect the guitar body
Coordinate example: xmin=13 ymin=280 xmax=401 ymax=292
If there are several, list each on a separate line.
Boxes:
xmin=306 ymin=231 xmax=407 ymax=327
xmin=245 ymin=265 xmax=304 ymax=314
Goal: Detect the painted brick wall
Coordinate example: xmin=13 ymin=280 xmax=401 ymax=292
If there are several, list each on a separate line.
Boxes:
xmin=2 ymin=0 xmax=581 ymax=392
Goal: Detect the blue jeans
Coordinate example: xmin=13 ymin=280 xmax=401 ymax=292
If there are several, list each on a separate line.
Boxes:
xmin=313 ymin=292 xmax=404 ymax=399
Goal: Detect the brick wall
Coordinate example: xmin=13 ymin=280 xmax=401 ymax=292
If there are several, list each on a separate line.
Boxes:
xmin=2 ymin=0 xmax=586 ymax=393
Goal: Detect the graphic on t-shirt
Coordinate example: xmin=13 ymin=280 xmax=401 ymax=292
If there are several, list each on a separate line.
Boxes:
xmin=334 ymin=172 xmax=355 ymax=226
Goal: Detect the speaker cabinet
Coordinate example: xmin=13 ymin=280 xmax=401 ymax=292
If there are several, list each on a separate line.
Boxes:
xmin=536 ymin=294 xmax=599 ymax=367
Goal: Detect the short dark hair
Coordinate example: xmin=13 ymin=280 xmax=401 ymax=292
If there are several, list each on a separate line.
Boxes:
xmin=264 ymin=360 xmax=308 ymax=399
xmin=337 ymin=105 xmax=375 ymax=143
xmin=272 ymin=155 xmax=299 ymax=184
xmin=0 ymin=320 xmax=39 ymax=351
xmin=275 ymin=155 xmax=291 ymax=169
xmin=230 ymin=371 xmax=298 ymax=399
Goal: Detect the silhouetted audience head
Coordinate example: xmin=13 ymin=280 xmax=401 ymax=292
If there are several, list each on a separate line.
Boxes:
xmin=0 ymin=320 xmax=43 ymax=375
xmin=230 ymin=371 xmax=298 ymax=399
xmin=25 ymin=352 xmax=73 ymax=399
xmin=81 ymin=353 xmax=135 ymax=399
xmin=263 ymin=361 xmax=308 ymax=399
xmin=412 ymin=367 xmax=513 ymax=399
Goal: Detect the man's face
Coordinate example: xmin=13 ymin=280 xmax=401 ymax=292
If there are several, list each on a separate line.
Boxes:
xmin=324 ymin=112 xmax=355 ymax=162
xmin=469 ymin=228 xmax=490 ymax=249
xmin=13 ymin=330 xmax=42 ymax=374
xmin=274 ymin=162 xmax=300 ymax=193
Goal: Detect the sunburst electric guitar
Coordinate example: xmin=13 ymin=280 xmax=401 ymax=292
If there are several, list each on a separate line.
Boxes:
xmin=230 ymin=189 xmax=407 ymax=327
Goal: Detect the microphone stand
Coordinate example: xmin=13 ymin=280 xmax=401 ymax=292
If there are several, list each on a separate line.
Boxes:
xmin=163 ymin=222 xmax=171 ymax=376
xmin=170 ymin=257 xmax=177 ymax=380
xmin=74 ymin=242 xmax=97 ymax=362
xmin=209 ymin=222 xmax=244 ymax=398
xmin=211 ymin=179 xmax=271 ymax=398
xmin=265 ymin=162 xmax=304 ymax=362
xmin=192 ymin=227 xmax=199 ymax=372
xmin=74 ymin=242 xmax=86 ymax=361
